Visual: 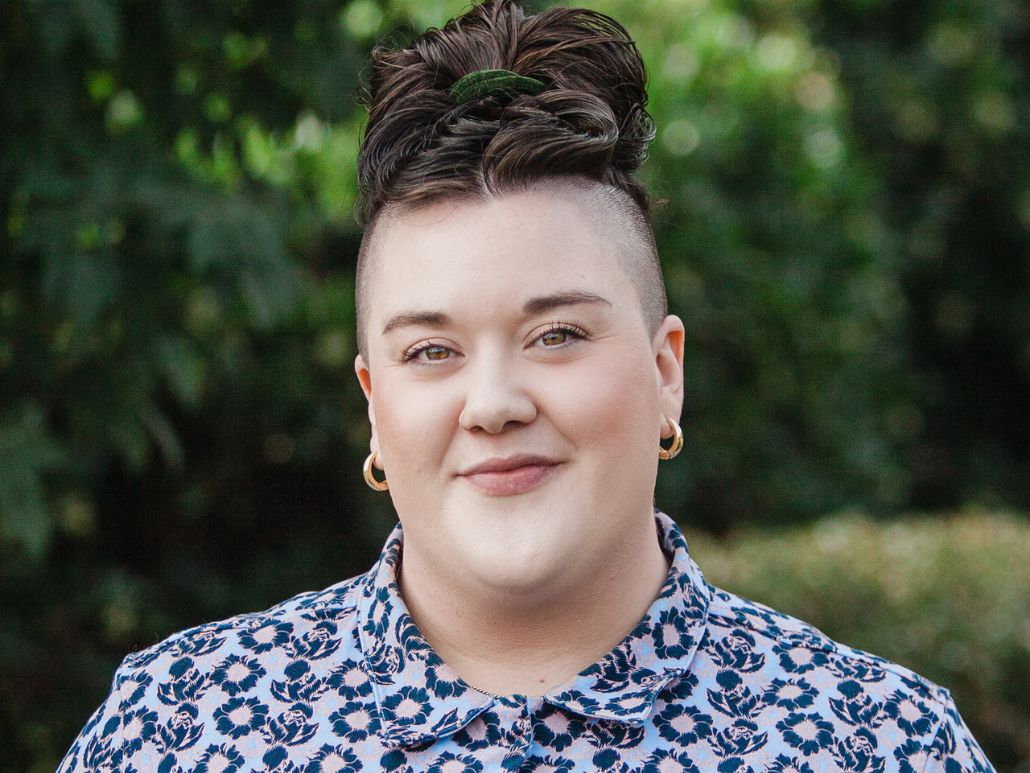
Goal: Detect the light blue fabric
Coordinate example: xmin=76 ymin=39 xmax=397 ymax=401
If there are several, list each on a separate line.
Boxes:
xmin=59 ymin=513 xmax=995 ymax=772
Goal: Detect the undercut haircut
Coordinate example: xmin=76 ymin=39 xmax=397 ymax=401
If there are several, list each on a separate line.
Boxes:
xmin=354 ymin=0 xmax=667 ymax=360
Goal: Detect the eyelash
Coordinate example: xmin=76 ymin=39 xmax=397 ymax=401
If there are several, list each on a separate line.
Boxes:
xmin=401 ymin=322 xmax=588 ymax=364
xmin=402 ymin=341 xmax=452 ymax=363
xmin=534 ymin=322 xmax=588 ymax=347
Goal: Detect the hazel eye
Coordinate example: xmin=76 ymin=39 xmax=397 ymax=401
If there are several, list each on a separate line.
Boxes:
xmin=540 ymin=330 xmax=570 ymax=346
xmin=423 ymin=346 xmax=450 ymax=361
xmin=403 ymin=341 xmax=455 ymax=363
xmin=533 ymin=324 xmax=587 ymax=349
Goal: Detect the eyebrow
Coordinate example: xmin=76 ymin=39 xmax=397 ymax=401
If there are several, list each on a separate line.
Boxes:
xmin=381 ymin=310 xmax=451 ymax=336
xmin=380 ymin=291 xmax=612 ymax=336
xmin=522 ymin=291 xmax=612 ymax=316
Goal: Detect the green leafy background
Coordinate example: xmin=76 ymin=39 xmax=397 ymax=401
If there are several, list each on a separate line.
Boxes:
xmin=2 ymin=0 xmax=1029 ymax=769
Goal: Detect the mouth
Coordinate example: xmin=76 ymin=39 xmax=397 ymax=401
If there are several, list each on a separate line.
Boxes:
xmin=457 ymin=454 xmax=562 ymax=496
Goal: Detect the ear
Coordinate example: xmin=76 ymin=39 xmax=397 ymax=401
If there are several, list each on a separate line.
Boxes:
xmin=354 ymin=354 xmax=381 ymax=458
xmin=653 ymin=315 xmax=685 ymax=437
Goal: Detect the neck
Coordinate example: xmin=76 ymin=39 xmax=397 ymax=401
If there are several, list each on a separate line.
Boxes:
xmin=397 ymin=516 xmax=670 ymax=698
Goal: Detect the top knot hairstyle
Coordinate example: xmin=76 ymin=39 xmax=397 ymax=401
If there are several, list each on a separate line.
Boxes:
xmin=353 ymin=0 xmax=668 ymax=359
xmin=355 ymin=0 xmax=656 ymax=225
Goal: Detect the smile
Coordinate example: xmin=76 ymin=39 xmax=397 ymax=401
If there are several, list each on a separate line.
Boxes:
xmin=457 ymin=455 xmax=562 ymax=496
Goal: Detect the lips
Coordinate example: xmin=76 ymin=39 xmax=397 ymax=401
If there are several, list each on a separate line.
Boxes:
xmin=457 ymin=454 xmax=561 ymax=496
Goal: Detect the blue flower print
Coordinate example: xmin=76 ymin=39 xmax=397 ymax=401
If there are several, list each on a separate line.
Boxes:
xmin=761 ymin=678 xmax=817 ymax=711
xmin=707 ymin=670 xmax=760 ymax=718
xmin=661 ymin=672 xmax=699 ymax=702
xmin=157 ymin=657 xmax=208 ymax=705
xmin=641 ymin=748 xmax=700 ymax=773
xmin=534 ymin=705 xmax=587 ymax=752
xmin=291 ymin=620 xmax=340 ymax=660
xmin=425 ymin=662 xmax=464 ymax=699
xmin=381 ymin=685 xmax=431 ymax=727
xmin=267 ymin=702 xmax=318 ymax=746
xmin=213 ymin=696 xmax=269 ymax=739
xmin=305 ymin=744 xmax=362 ymax=773
xmin=113 ymin=672 xmax=152 ymax=711
xmin=118 ymin=708 xmax=158 ymax=754
xmin=175 ymin=629 xmax=225 ymax=657
xmin=365 ymin=586 xmax=393 ymax=638
xmin=652 ymin=608 xmax=694 ymax=660
xmin=766 ymin=753 xmax=815 ymax=773
xmin=715 ymin=757 xmax=755 ymax=773
xmin=329 ymin=701 xmax=381 ymax=743
xmin=239 ymin=621 xmax=293 ymax=654
xmin=364 ymin=637 xmax=405 ymax=685
xmin=211 ymin=654 xmax=266 ymax=696
xmin=777 ymin=712 xmax=836 ymax=756
xmin=894 ymin=739 xmax=931 ymax=773
xmin=396 ymin=616 xmax=434 ymax=660
xmin=57 ymin=512 xmax=996 ymax=773
xmin=327 ymin=659 xmax=373 ymax=699
xmin=710 ymin=719 xmax=767 ymax=757
xmin=271 ymin=659 xmax=329 ymax=703
xmin=588 ymin=719 xmax=646 ymax=751
xmin=195 ymin=743 xmax=246 ymax=773
xmin=713 ymin=629 xmax=765 ymax=673
xmin=831 ymin=659 xmax=889 ymax=684
xmin=451 ymin=712 xmax=502 ymax=752
xmin=830 ymin=680 xmax=884 ymax=728
xmin=884 ymin=691 xmax=934 ymax=737
xmin=158 ymin=703 xmax=204 ymax=752
xmin=832 ymin=728 xmax=886 ymax=773
xmin=81 ymin=731 xmax=124 ymax=769
xmin=586 ymin=648 xmax=656 ymax=693
xmin=590 ymin=747 xmax=624 ymax=770
xmin=523 ymin=754 xmax=575 ymax=772
xmin=426 ymin=750 xmax=484 ymax=773
xmin=773 ymin=642 xmax=830 ymax=675
xmin=655 ymin=703 xmax=713 ymax=747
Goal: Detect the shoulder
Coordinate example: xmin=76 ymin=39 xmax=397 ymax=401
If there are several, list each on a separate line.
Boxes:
xmin=704 ymin=581 xmax=946 ymax=700
xmin=680 ymin=583 xmax=995 ymax=773
xmin=120 ymin=573 xmax=365 ymax=674
xmin=57 ymin=574 xmax=370 ymax=772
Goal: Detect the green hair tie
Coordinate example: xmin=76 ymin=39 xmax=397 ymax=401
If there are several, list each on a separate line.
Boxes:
xmin=448 ymin=69 xmax=546 ymax=103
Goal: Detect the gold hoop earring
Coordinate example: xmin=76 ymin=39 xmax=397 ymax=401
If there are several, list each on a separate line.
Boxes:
xmin=659 ymin=417 xmax=684 ymax=460
xmin=363 ymin=451 xmax=389 ymax=491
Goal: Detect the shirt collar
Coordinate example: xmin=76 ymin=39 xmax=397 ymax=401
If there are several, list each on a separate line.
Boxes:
xmin=356 ymin=511 xmax=710 ymax=747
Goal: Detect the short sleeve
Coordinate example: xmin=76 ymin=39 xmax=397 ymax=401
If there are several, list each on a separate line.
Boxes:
xmin=921 ymin=694 xmax=996 ymax=773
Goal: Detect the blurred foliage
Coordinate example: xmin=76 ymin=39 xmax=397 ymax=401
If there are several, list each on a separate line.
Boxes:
xmin=2 ymin=0 xmax=1030 ymax=770
xmin=687 ymin=510 xmax=1030 ymax=771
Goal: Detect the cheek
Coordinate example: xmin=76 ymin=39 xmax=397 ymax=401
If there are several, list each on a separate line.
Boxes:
xmin=546 ymin=351 xmax=660 ymax=452
xmin=373 ymin=380 xmax=460 ymax=471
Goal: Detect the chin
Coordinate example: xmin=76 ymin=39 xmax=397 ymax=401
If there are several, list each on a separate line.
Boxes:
xmin=461 ymin=540 xmax=574 ymax=599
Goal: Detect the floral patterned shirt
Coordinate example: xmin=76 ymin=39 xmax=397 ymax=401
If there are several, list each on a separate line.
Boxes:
xmin=59 ymin=512 xmax=994 ymax=773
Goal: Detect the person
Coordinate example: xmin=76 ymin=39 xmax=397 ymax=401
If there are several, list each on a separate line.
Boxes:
xmin=59 ymin=1 xmax=995 ymax=771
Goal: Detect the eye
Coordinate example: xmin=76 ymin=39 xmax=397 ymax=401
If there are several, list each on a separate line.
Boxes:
xmin=540 ymin=329 xmax=570 ymax=346
xmin=421 ymin=345 xmax=450 ymax=361
xmin=533 ymin=323 xmax=587 ymax=348
xmin=403 ymin=341 xmax=454 ymax=363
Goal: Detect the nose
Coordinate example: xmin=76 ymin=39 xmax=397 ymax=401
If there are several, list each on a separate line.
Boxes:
xmin=458 ymin=347 xmax=537 ymax=434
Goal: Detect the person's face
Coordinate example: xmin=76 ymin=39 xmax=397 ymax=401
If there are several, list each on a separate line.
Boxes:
xmin=355 ymin=186 xmax=684 ymax=599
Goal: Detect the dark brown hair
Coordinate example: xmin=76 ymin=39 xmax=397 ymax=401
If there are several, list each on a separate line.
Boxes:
xmin=354 ymin=0 xmax=665 ymax=357
xmin=356 ymin=0 xmax=655 ymax=224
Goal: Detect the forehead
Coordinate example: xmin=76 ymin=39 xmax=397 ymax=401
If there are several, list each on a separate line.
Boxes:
xmin=365 ymin=190 xmax=638 ymax=323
